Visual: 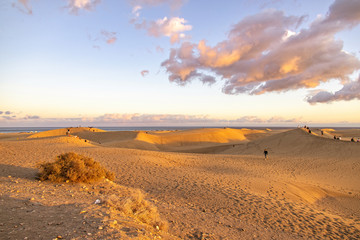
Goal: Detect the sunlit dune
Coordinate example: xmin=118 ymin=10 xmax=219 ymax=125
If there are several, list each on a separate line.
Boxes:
xmin=28 ymin=127 xmax=105 ymax=139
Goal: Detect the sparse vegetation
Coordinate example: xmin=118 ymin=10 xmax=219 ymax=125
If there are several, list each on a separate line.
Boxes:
xmin=105 ymin=190 xmax=168 ymax=231
xmin=38 ymin=152 xmax=115 ymax=183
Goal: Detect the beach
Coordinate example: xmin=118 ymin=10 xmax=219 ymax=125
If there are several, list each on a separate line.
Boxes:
xmin=1 ymin=127 xmax=360 ymax=239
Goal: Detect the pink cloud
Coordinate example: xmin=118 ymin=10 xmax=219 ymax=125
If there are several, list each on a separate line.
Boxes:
xmin=66 ymin=0 xmax=101 ymax=14
xmin=101 ymin=31 xmax=117 ymax=44
xmin=134 ymin=16 xmax=192 ymax=44
xmin=141 ymin=70 xmax=149 ymax=77
xmin=12 ymin=0 xmax=32 ymax=14
xmin=307 ymin=74 xmax=360 ymax=104
xmin=161 ymin=0 xmax=360 ymax=103
xmin=129 ymin=0 xmax=186 ymax=10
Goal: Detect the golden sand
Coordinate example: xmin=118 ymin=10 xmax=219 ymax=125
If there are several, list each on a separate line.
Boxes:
xmin=1 ymin=127 xmax=360 ymax=239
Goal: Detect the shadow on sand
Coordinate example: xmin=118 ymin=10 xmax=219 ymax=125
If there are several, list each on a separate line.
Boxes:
xmin=0 ymin=164 xmax=38 ymax=180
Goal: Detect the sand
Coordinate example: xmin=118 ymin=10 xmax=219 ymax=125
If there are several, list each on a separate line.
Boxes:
xmin=1 ymin=127 xmax=360 ymax=239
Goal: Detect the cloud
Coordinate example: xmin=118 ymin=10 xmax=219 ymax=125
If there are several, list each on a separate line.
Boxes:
xmin=162 ymin=0 xmax=360 ymax=103
xmin=130 ymin=0 xmax=192 ymax=44
xmin=156 ymin=46 xmax=164 ymax=53
xmin=132 ymin=5 xmax=142 ymax=18
xmin=0 ymin=113 xmax=40 ymax=121
xmin=307 ymin=74 xmax=360 ymax=104
xmin=12 ymin=0 xmax=32 ymax=15
xmin=66 ymin=0 xmax=101 ymax=14
xmin=2 ymin=116 xmax=17 ymax=121
xmin=141 ymin=70 xmax=149 ymax=77
xmin=134 ymin=16 xmax=192 ymax=44
xmin=23 ymin=115 xmax=40 ymax=120
xmin=129 ymin=0 xmax=186 ymax=10
xmin=101 ymin=31 xmax=117 ymax=44
xmin=232 ymin=116 xmax=301 ymax=123
xmin=87 ymin=113 xmax=301 ymax=125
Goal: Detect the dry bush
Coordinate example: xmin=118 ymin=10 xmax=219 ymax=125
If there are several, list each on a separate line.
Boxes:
xmin=38 ymin=152 xmax=115 ymax=183
xmin=105 ymin=190 xmax=168 ymax=231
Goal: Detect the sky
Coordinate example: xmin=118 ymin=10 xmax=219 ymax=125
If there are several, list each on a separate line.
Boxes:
xmin=0 ymin=0 xmax=360 ymax=127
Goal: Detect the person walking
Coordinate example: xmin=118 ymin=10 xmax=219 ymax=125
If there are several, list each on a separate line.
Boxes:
xmin=264 ymin=149 xmax=268 ymax=160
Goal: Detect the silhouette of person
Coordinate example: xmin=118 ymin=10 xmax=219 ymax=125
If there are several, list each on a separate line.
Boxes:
xmin=264 ymin=149 xmax=268 ymax=160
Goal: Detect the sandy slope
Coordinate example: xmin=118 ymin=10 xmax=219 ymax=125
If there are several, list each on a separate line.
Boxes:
xmin=1 ymin=127 xmax=360 ymax=239
xmin=71 ymin=128 xmax=267 ymax=152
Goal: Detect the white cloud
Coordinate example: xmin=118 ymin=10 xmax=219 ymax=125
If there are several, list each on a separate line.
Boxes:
xmin=134 ymin=16 xmax=192 ymax=44
xmin=67 ymin=0 xmax=101 ymax=14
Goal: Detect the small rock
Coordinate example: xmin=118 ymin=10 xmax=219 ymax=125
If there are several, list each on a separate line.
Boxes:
xmin=57 ymin=236 xmax=63 ymax=239
xmin=98 ymin=226 xmax=103 ymax=230
xmin=87 ymin=233 xmax=92 ymax=236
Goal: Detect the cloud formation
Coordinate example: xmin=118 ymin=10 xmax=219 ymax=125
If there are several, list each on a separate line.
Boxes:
xmin=129 ymin=0 xmax=186 ymax=10
xmin=0 ymin=112 xmax=301 ymax=126
xmin=87 ymin=113 xmax=300 ymax=125
xmin=141 ymin=70 xmax=149 ymax=77
xmin=133 ymin=15 xmax=192 ymax=43
xmin=12 ymin=0 xmax=32 ymax=14
xmin=162 ymin=0 xmax=360 ymax=103
xmin=101 ymin=31 xmax=117 ymax=44
xmin=130 ymin=0 xmax=192 ymax=44
xmin=307 ymin=74 xmax=360 ymax=104
xmin=67 ymin=0 xmax=101 ymax=14
xmin=23 ymin=115 xmax=40 ymax=120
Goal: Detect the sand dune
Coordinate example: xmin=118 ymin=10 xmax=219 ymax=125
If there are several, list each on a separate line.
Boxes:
xmin=1 ymin=127 xmax=360 ymax=239
xmin=54 ymin=127 xmax=268 ymax=152
xmin=222 ymin=128 xmax=360 ymax=158
xmin=28 ymin=127 xmax=105 ymax=139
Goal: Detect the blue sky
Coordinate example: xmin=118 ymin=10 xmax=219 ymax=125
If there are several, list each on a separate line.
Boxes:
xmin=0 ymin=0 xmax=359 ymax=127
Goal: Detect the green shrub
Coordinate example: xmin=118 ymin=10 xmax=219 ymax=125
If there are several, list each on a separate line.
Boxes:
xmin=38 ymin=152 xmax=115 ymax=183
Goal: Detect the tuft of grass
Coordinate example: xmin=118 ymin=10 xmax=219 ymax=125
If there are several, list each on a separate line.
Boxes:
xmin=105 ymin=190 xmax=168 ymax=231
xmin=38 ymin=152 xmax=115 ymax=183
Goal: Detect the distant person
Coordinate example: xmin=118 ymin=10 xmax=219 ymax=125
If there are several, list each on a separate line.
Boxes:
xmin=264 ymin=149 xmax=268 ymax=160
xmin=351 ymin=137 xmax=355 ymax=142
xmin=309 ymin=129 xmax=312 ymax=134
xmin=338 ymin=136 xmax=342 ymax=140
xmin=321 ymin=130 xmax=324 ymax=135
xmin=357 ymin=138 xmax=360 ymax=142
xmin=334 ymin=135 xmax=337 ymax=140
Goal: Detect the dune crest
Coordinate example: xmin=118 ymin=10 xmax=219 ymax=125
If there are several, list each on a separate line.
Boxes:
xmin=135 ymin=128 xmax=256 ymax=146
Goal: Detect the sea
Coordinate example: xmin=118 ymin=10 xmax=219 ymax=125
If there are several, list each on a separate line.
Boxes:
xmin=0 ymin=126 xmax=357 ymax=133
